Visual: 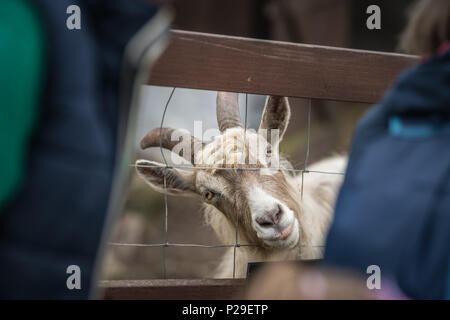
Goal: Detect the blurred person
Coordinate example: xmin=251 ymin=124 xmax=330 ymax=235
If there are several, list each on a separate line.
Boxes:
xmin=246 ymin=262 xmax=407 ymax=300
xmin=324 ymin=0 xmax=450 ymax=299
xmin=0 ymin=0 xmax=163 ymax=299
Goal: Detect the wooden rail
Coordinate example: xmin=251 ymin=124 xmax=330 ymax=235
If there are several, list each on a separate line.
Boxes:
xmin=101 ymin=279 xmax=246 ymax=300
xmin=148 ymin=30 xmax=419 ymax=103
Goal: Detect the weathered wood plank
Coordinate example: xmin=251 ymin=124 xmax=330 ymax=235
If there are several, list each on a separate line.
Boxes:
xmin=100 ymin=279 xmax=246 ymax=300
xmin=148 ymin=30 xmax=419 ymax=103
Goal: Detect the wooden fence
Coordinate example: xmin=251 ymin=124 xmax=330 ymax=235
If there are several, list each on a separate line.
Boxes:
xmin=101 ymin=29 xmax=418 ymax=300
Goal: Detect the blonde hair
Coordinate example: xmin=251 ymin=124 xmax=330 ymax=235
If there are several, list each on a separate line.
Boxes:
xmin=399 ymin=0 xmax=450 ymax=55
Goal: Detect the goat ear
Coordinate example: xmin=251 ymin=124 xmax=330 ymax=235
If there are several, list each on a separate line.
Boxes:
xmin=258 ymin=96 xmax=291 ymax=143
xmin=135 ymin=160 xmax=198 ymax=197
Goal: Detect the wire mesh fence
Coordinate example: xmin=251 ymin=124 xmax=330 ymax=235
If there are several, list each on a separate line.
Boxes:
xmin=108 ymin=88 xmax=345 ymax=279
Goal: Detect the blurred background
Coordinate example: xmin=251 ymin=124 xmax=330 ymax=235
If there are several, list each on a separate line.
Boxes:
xmin=101 ymin=0 xmax=416 ymax=280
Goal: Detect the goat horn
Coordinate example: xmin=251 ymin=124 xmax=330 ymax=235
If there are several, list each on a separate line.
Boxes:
xmin=140 ymin=127 xmax=202 ymax=164
xmin=216 ymin=92 xmax=242 ymax=132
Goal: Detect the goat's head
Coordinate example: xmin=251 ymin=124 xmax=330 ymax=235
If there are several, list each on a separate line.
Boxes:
xmin=136 ymin=92 xmax=300 ymax=249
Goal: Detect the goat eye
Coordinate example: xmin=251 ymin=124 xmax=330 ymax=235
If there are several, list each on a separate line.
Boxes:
xmin=203 ymin=191 xmax=215 ymax=201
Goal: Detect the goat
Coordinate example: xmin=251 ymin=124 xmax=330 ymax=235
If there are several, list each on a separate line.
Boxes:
xmin=136 ymin=92 xmax=346 ymax=278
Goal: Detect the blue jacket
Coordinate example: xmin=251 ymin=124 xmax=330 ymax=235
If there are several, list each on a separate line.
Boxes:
xmin=0 ymin=0 xmax=158 ymax=299
xmin=324 ymin=50 xmax=450 ymax=299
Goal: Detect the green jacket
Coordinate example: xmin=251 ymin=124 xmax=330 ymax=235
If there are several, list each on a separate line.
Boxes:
xmin=0 ymin=0 xmax=43 ymax=208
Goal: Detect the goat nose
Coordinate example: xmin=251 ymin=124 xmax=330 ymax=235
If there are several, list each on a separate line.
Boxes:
xmin=256 ymin=204 xmax=283 ymax=227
